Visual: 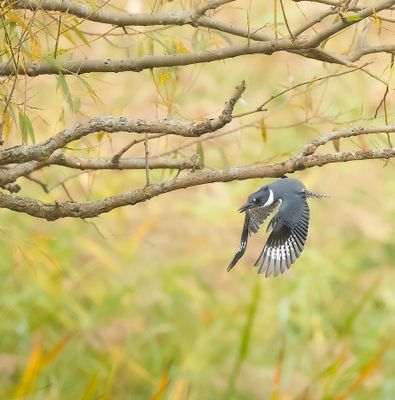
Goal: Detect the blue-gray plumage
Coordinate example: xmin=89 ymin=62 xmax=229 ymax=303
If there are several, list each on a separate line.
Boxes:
xmin=228 ymin=177 xmax=326 ymax=277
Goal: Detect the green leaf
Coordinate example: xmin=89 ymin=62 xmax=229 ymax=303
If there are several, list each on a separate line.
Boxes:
xmin=147 ymin=37 xmax=154 ymax=55
xmin=196 ymin=142 xmax=205 ymax=165
xmin=75 ymin=75 xmax=101 ymax=105
xmin=71 ymin=26 xmax=91 ymax=47
xmin=225 ymin=280 xmax=261 ymax=399
xmin=138 ymin=41 xmax=144 ymax=57
xmin=18 ymin=111 xmax=35 ymax=144
xmin=345 ymin=15 xmax=363 ymax=22
xmin=56 ymin=72 xmax=77 ymax=112
xmin=43 ymin=54 xmax=65 ymax=72
xmin=97 ymin=131 xmax=106 ymax=142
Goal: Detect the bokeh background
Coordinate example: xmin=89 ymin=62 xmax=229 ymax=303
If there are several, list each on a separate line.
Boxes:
xmin=2 ymin=0 xmax=395 ymax=398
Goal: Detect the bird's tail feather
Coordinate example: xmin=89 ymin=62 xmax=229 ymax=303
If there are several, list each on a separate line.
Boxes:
xmin=304 ymin=190 xmax=330 ymax=199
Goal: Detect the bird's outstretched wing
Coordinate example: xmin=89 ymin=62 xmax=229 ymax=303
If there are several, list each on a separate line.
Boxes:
xmin=248 ymin=202 xmax=280 ymax=234
xmin=227 ymin=202 xmax=280 ymax=271
xmin=254 ymin=200 xmax=310 ymax=277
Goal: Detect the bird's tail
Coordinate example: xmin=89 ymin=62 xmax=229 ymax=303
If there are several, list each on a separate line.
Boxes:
xmin=304 ymin=190 xmax=331 ymax=199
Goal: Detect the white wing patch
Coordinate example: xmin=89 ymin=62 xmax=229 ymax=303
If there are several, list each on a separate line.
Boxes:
xmin=254 ymin=201 xmax=310 ymax=277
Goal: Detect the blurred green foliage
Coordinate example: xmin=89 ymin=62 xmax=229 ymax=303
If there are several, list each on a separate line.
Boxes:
xmin=1 ymin=0 xmax=395 ymax=398
xmin=2 ymin=163 xmax=395 ymax=399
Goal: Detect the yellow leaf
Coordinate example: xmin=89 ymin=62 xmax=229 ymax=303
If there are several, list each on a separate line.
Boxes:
xmin=55 ymin=48 xmax=72 ymax=56
xmin=30 ymin=34 xmax=42 ymax=61
xmin=15 ymin=341 xmax=43 ymax=397
xmin=372 ymin=9 xmax=382 ymax=34
xmin=259 ymin=118 xmax=267 ymax=143
xmin=2 ymin=111 xmax=13 ymax=141
xmin=151 ymin=368 xmax=170 ymax=400
xmin=171 ymin=378 xmax=188 ymax=400
xmin=175 ymin=41 xmax=189 ymax=54
xmin=80 ymin=374 xmax=99 ymax=400
xmin=5 ymin=10 xmax=28 ymax=30
xmin=61 ymin=23 xmax=78 ymax=45
xmin=41 ymin=333 xmax=73 ymax=368
xmin=159 ymin=71 xmax=170 ymax=84
xmin=138 ymin=41 xmax=145 ymax=57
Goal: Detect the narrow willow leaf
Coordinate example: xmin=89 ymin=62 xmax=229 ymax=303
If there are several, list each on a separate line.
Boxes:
xmin=8 ymin=21 xmax=16 ymax=38
xmin=44 ymin=54 xmax=65 ymax=72
xmin=332 ymin=138 xmax=340 ymax=152
xmin=373 ymin=15 xmax=382 ymax=34
xmin=60 ymin=22 xmax=77 ymax=46
xmin=5 ymin=10 xmax=29 ymax=30
xmin=57 ymin=72 xmax=76 ymax=112
xmin=29 ymin=34 xmax=42 ymax=60
xmin=97 ymin=131 xmax=107 ymax=142
xmin=2 ymin=110 xmax=13 ymax=141
xmin=138 ymin=41 xmax=145 ymax=57
xmin=259 ymin=118 xmax=267 ymax=143
xmin=75 ymin=75 xmax=101 ymax=105
xmin=196 ymin=142 xmax=205 ymax=165
xmin=147 ymin=38 xmax=154 ymax=55
xmin=71 ymin=26 xmax=91 ymax=47
xmin=18 ymin=111 xmax=35 ymax=144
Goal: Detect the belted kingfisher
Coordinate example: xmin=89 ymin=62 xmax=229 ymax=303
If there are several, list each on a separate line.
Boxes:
xmin=228 ymin=177 xmax=327 ymax=277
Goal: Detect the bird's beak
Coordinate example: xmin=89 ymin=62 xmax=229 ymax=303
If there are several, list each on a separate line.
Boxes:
xmin=238 ymin=201 xmax=254 ymax=213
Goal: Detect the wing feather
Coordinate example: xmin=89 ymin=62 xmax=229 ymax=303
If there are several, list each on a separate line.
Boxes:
xmin=248 ymin=201 xmax=280 ymax=234
xmin=255 ymin=200 xmax=310 ymax=277
xmin=227 ymin=201 xmax=280 ymax=271
xmin=227 ymin=211 xmax=250 ymax=271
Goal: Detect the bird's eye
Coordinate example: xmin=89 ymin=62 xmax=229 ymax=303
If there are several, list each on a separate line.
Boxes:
xmin=252 ymin=198 xmax=257 ymax=203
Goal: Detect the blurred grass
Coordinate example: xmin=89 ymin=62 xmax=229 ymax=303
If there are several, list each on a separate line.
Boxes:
xmin=2 ymin=0 xmax=395 ymax=398
xmin=2 ymin=163 xmax=395 ymax=399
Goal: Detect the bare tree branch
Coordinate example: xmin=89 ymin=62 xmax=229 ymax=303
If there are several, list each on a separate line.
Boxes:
xmin=2 ymin=0 xmax=393 ymax=80
xmin=0 ymin=82 xmax=245 ymax=165
xmin=1 ymin=139 xmax=394 ymax=220
xmin=9 ymin=0 xmax=273 ymax=43
xmin=0 ymin=39 xmax=312 ymax=76
xmin=43 ymin=153 xmax=202 ymax=171
xmin=2 ymin=0 xmax=395 ymax=223
xmin=302 ymin=125 xmax=395 ymax=155
xmin=306 ymin=0 xmax=395 ymax=46
xmin=348 ymin=44 xmax=395 ymax=62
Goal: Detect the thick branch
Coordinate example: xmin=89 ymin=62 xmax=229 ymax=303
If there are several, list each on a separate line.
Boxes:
xmin=6 ymin=0 xmax=395 ymax=75
xmin=1 ymin=147 xmax=394 ymax=220
xmin=0 ymin=39 xmax=311 ymax=76
xmin=44 ymin=153 xmax=202 ymax=170
xmin=0 ymin=81 xmax=245 ymax=165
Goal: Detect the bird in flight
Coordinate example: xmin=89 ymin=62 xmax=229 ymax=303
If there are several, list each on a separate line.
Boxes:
xmin=228 ymin=177 xmax=327 ymax=277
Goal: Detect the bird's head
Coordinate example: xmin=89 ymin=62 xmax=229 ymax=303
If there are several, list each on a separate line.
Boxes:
xmin=239 ymin=186 xmax=274 ymax=213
